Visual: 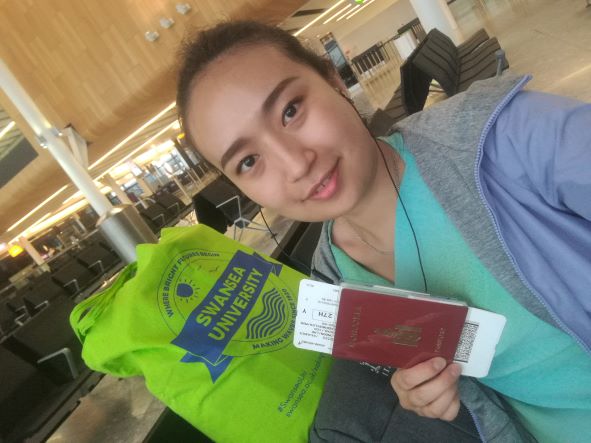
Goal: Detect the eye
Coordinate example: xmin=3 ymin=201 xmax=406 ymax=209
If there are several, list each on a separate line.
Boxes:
xmin=237 ymin=154 xmax=259 ymax=174
xmin=282 ymin=100 xmax=300 ymax=126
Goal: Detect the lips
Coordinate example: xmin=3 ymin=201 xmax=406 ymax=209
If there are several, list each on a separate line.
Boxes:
xmin=307 ymin=163 xmax=339 ymax=201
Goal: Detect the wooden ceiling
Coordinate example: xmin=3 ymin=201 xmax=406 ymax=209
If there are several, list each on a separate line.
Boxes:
xmin=0 ymin=0 xmax=307 ymax=241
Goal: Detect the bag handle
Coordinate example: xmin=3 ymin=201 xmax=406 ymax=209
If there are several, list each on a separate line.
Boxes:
xmin=70 ymin=263 xmax=137 ymax=343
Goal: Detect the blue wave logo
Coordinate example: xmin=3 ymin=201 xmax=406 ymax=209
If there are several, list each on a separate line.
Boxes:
xmin=246 ymin=288 xmax=286 ymax=339
xmin=169 ymin=250 xmax=289 ymax=382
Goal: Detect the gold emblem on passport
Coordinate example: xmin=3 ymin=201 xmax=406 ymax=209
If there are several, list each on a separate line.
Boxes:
xmin=374 ymin=325 xmax=422 ymax=347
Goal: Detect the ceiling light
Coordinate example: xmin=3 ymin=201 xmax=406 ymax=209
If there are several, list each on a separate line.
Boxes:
xmin=97 ymin=120 xmax=179 ymax=180
xmin=294 ymin=0 xmax=345 ymax=37
xmin=63 ymin=190 xmax=82 ymax=205
xmin=89 ymin=101 xmax=175 ymax=171
xmin=323 ymin=4 xmax=351 ymax=24
xmin=176 ymin=3 xmax=191 ymax=15
xmin=28 ymin=213 xmax=51 ymax=230
xmin=0 ymin=120 xmax=15 ymax=140
xmin=20 ymin=199 xmax=90 ymax=240
xmin=160 ymin=17 xmax=175 ymax=29
xmin=145 ymin=31 xmax=160 ymax=42
xmin=7 ymin=185 xmax=67 ymax=232
xmin=338 ymin=4 xmax=359 ymax=21
xmin=346 ymin=0 xmax=375 ymax=19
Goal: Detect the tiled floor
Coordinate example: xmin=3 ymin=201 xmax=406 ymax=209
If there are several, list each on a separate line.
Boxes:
xmin=351 ymin=0 xmax=591 ymax=110
xmin=451 ymin=0 xmax=591 ymax=101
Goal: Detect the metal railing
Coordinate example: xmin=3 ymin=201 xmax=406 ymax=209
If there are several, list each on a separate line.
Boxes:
xmin=349 ymin=36 xmax=404 ymax=109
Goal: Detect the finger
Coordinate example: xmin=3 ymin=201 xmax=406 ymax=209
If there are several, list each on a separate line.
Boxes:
xmin=404 ymin=362 xmax=460 ymax=407
xmin=394 ymin=357 xmax=447 ymax=391
xmin=439 ymin=392 xmax=461 ymax=422
xmin=419 ymin=384 xmax=460 ymax=420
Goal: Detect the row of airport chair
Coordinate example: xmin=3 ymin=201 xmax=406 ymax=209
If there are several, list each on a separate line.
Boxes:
xmin=1 ymin=297 xmax=100 ymax=442
xmin=0 ymin=232 xmax=125 ymax=440
xmin=412 ymin=28 xmax=508 ymax=96
xmin=1 ymin=240 xmax=122 ymax=337
xmin=47 ymin=240 xmax=120 ymax=297
xmin=138 ymin=191 xmax=189 ymax=233
xmin=368 ymin=28 xmax=508 ymax=136
xmin=193 ymin=177 xmax=268 ymax=240
xmin=274 ymin=222 xmax=324 ymax=276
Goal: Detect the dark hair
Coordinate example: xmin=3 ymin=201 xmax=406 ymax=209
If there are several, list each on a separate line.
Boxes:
xmin=176 ymin=20 xmax=333 ymax=152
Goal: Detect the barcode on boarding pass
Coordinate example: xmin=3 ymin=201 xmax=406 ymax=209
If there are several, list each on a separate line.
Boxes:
xmin=454 ymin=321 xmax=479 ymax=362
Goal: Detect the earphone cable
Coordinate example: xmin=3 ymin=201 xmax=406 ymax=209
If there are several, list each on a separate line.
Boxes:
xmin=336 ymin=86 xmax=428 ymax=291
xmin=374 ymin=138 xmax=428 ymax=293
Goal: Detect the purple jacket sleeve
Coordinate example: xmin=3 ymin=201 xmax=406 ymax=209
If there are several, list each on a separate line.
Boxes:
xmin=487 ymin=90 xmax=591 ymax=220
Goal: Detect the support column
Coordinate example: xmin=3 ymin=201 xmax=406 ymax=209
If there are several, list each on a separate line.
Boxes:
xmin=136 ymin=175 xmax=155 ymax=197
xmin=409 ymin=0 xmax=463 ymax=44
xmin=72 ymin=214 xmax=88 ymax=234
xmin=18 ymin=236 xmax=45 ymax=267
xmin=0 ymin=59 xmax=156 ymax=263
xmin=147 ymin=164 xmax=167 ymax=187
xmin=0 ymin=59 xmax=113 ymax=217
xmin=102 ymin=174 xmax=133 ymax=205
xmin=171 ymin=175 xmax=191 ymax=200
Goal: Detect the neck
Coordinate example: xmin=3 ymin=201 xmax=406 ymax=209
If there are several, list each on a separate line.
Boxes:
xmin=341 ymin=139 xmax=402 ymax=232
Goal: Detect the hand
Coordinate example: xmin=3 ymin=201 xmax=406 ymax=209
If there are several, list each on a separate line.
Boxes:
xmin=390 ymin=357 xmax=461 ymax=421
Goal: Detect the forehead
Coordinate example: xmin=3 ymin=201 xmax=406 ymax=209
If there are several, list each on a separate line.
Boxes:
xmin=185 ymin=44 xmax=325 ymax=160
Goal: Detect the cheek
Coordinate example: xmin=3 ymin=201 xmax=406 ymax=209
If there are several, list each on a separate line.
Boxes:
xmin=238 ymin=175 xmax=290 ymax=210
xmin=306 ymin=99 xmax=367 ymax=148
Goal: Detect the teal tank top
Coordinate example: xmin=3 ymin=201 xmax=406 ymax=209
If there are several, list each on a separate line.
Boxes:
xmin=329 ymin=133 xmax=591 ymax=443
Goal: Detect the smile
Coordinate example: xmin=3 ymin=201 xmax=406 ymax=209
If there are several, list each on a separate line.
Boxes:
xmin=307 ymin=162 xmax=339 ymax=201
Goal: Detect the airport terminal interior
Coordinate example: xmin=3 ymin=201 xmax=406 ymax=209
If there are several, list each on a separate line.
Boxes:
xmin=0 ymin=0 xmax=590 ymax=441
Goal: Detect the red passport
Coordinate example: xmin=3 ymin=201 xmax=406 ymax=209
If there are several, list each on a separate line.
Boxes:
xmin=332 ymin=286 xmax=468 ymax=369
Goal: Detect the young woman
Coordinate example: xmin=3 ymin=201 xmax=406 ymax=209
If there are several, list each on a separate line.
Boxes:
xmin=176 ymin=21 xmax=591 ymax=443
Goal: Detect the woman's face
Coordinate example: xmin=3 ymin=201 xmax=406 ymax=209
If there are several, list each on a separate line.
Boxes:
xmin=185 ymin=44 xmax=379 ymax=222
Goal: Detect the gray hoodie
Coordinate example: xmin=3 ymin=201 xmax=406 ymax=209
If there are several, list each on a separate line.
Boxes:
xmin=309 ymin=73 xmax=546 ymax=443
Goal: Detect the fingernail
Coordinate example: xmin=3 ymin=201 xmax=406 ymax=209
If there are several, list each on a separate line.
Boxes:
xmin=433 ymin=358 xmax=445 ymax=371
xmin=450 ymin=364 xmax=461 ymax=377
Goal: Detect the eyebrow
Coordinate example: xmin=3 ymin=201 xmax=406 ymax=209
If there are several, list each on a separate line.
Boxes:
xmin=220 ymin=76 xmax=298 ymax=171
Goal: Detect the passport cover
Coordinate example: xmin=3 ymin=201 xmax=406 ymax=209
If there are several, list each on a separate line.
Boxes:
xmin=332 ymin=287 xmax=468 ymax=368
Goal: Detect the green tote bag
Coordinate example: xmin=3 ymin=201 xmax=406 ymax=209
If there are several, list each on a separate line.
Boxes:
xmin=71 ymin=224 xmax=331 ymax=442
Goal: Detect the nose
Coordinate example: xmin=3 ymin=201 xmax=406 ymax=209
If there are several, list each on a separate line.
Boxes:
xmin=267 ymin=135 xmax=316 ymax=183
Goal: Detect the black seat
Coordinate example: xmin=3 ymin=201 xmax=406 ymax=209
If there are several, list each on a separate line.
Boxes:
xmin=4 ymin=298 xmax=86 ymax=383
xmin=153 ymin=192 xmax=186 ymax=217
xmin=138 ymin=202 xmax=173 ymax=232
xmin=368 ymin=108 xmax=397 ymax=137
xmin=198 ymin=177 xmax=267 ymax=240
xmin=399 ymin=56 xmax=433 ymax=115
xmin=192 ymin=193 xmax=231 ymax=234
xmin=6 ymin=289 xmax=29 ymax=317
xmin=288 ymin=222 xmax=324 ymax=275
xmin=457 ymin=38 xmax=506 ymax=92
xmin=0 ymin=295 xmax=26 ymax=336
xmin=51 ymin=259 xmax=96 ymax=295
xmin=367 ymin=38 xmax=433 ymax=137
xmin=74 ymin=242 xmax=120 ymax=276
xmin=46 ymin=250 xmax=74 ymax=272
xmin=412 ymin=28 xmax=508 ymax=97
xmin=143 ymin=408 xmax=213 ymax=443
xmin=273 ymin=222 xmax=323 ymax=275
xmin=0 ymin=343 xmax=99 ymax=443
xmin=19 ymin=272 xmax=69 ymax=314
xmin=0 ymin=346 xmax=61 ymax=443
xmin=457 ymin=28 xmax=489 ymax=59
xmin=413 ymin=32 xmax=459 ymax=96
